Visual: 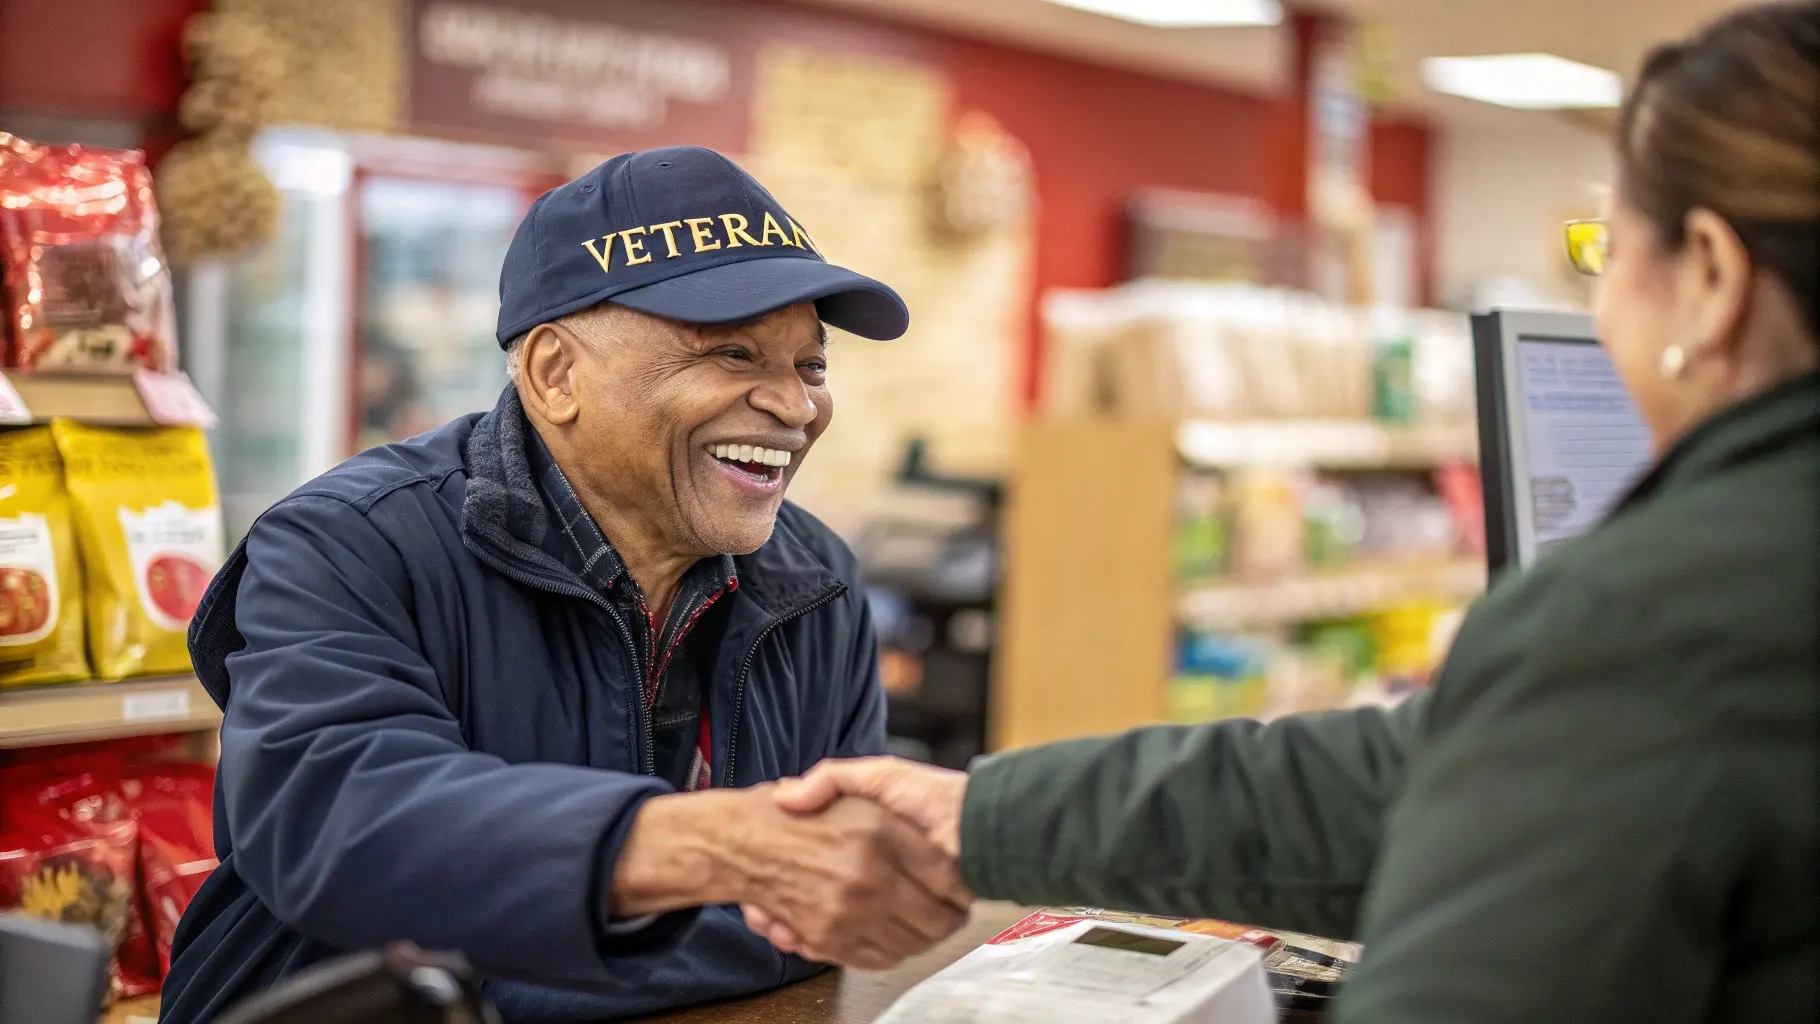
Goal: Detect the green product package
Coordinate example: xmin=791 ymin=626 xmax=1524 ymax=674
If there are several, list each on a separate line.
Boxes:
xmin=1369 ymin=308 xmax=1418 ymax=425
xmin=1371 ymin=335 xmax=1416 ymax=424
xmin=1302 ymin=620 xmax=1377 ymax=680
xmin=1175 ymin=516 xmax=1229 ymax=580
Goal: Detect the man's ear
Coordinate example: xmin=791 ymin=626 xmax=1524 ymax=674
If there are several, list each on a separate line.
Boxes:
xmin=1679 ymin=208 xmax=1754 ymax=365
xmin=518 ymin=322 xmax=584 ymax=426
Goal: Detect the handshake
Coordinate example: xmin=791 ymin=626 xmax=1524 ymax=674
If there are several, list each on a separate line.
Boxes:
xmin=612 ymin=757 xmax=972 ymax=971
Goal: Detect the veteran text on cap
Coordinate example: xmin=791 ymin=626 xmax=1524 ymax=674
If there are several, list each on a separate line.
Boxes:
xmin=496 ymin=147 xmax=909 ymax=345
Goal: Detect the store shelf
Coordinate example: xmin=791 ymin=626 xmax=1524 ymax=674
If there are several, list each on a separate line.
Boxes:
xmin=100 ymin=996 xmax=159 ymax=1024
xmin=1 ymin=370 xmax=159 ymax=425
xmin=1177 ymin=558 xmax=1488 ymax=631
xmin=1175 ymin=419 xmax=1477 ymax=470
xmin=998 ymin=417 xmax=1485 ymax=751
xmin=0 ymin=675 xmax=219 ymax=748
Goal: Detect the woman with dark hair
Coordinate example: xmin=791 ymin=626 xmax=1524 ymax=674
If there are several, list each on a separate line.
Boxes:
xmin=762 ymin=3 xmax=1820 ymax=1020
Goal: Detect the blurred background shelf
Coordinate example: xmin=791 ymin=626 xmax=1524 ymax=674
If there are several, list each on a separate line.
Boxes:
xmin=0 ymin=675 xmax=220 ymax=749
xmin=99 ymin=996 xmax=159 ymax=1024
xmin=1176 ymin=419 xmax=1478 ymax=470
xmin=855 ymin=440 xmax=1005 ymax=771
xmin=995 ymin=418 xmax=1485 ymax=751
xmin=1177 ymin=558 xmax=1487 ymax=631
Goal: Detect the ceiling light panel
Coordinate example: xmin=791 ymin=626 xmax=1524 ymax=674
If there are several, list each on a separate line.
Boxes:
xmin=1420 ymin=53 xmax=1624 ymax=110
xmin=1042 ymin=0 xmax=1284 ymax=29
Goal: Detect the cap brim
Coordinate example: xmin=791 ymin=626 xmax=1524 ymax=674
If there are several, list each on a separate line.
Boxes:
xmin=609 ymin=256 xmax=909 ymax=341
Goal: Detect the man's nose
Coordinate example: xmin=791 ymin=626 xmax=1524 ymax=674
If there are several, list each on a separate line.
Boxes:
xmin=748 ymin=372 xmax=818 ymax=428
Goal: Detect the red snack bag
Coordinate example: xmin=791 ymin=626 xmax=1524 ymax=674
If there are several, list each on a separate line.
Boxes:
xmin=0 ymin=133 xmax=177 ymax=373
xmin=986 ymin=909 xmax=1090 ymax=945
xmin=0 ymin=761 xmax=157 ymax=999
xmin=1435 ymin=463 xmax=1486 ymax=557
xmin=122 ymin=761 xmax=217 ymax=976
xmin=0 ymin=733 xmax=184 ymax=774
xmin=1235 ymin=928 xmax=1286 ymax=954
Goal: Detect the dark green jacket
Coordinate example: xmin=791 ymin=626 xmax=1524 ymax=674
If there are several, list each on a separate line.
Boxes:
xmin=962 ymin=374 xmax=1819 ymax=1023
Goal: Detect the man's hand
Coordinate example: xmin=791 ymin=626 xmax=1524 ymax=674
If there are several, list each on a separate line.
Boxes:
xmin=743 ymin=758 xmax=970 ymax=958
xmin=612 ymin=785 xmax=969 ymax=969
xmin=773 ymin=757 xmax=969 ymax=857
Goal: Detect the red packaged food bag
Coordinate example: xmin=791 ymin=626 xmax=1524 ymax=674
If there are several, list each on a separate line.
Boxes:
xmin=122 ymin=761 xmax=217 ymax=976
xmin=0 ymin=733 xmax=185 ymax=774
xmin=1435 ymin=463 xmax=1486 ymax=557
xmin=0 ymin=133 xmax=177 ymax=373
xmin=0 ymin=761 xmax=159 ymax=999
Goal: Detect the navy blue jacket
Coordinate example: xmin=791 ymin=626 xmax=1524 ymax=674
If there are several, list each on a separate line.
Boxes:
xmin=158 ymin=392 xmax=886 ymax=1023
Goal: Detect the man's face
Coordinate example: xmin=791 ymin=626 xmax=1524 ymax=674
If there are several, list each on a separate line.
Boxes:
xmin=527 ymin=302 xmax=832 ymax=557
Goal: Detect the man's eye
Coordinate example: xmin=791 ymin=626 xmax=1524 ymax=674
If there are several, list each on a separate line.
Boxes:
xmin=716 ymin=348 xmax=754 ymax=361
xmin=800 ymin=361 xmax=828 ymax=375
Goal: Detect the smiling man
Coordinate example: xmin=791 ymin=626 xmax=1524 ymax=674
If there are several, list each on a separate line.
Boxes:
xmin=158 ymin=147 xmax=969 ymax=1024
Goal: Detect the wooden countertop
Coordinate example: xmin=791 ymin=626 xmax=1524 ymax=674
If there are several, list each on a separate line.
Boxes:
xmin=97 ymin=911 xmax=1030 ymax=1024
xmin=627 ymin=903 xmax=1030 ymax=1024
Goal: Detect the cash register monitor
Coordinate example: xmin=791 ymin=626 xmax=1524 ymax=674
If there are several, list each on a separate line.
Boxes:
xmin=1472 ymin=309 xmax=1655 ymax=573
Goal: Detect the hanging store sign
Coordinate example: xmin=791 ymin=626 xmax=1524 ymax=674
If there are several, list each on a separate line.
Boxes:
xmin=408 ymin=0 xmax=756 ymax=151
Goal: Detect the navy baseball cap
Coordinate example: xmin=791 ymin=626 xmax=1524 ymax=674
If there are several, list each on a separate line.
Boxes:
xmin=496 ymin=146 xmax=909 ymax=345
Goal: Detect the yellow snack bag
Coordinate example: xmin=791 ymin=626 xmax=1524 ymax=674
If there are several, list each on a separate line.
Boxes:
xmin=0 ymin=427 xmax=89 ymax=687
xmin=50 ymin=420 xmax=223 ymax=680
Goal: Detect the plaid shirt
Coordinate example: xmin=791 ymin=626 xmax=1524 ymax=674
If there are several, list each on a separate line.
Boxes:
xmin=526 ymin=430 xmax=737 ymax=792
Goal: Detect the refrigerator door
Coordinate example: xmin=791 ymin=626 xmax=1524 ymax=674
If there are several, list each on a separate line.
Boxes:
xmin=183 ymin=130 xmax=354 ymax=547
xmin=354 ymin=177 xmax=522 ymax=451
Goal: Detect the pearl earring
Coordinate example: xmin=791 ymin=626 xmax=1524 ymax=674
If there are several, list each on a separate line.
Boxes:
xmin=1659 ymin=344 xmax=1688 ymax=379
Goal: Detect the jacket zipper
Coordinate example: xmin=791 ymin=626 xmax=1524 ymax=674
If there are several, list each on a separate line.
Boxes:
xmin=721 ymin=584 xmax=846 ymax=788
xmin=467 ymin=549 xmax=655 ymax=776
xmin=605 ymin=602 xmax=655 ymax=776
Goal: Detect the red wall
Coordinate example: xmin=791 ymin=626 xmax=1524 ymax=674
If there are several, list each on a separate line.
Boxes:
xmin=0 ymin=0 xmax=1433 ymax=409
xmin=0 ymin=0 xmax=201 ymax=118
xmin=942 ymin=24 xmax=1432 ymax=402
xmin=946 ymin=38 xmax=1274 ymax=294
xmin=942 ymin=40 xmax=1278 ymax=405
xmin=1370 ymin=117 xmax=1436 ymax=308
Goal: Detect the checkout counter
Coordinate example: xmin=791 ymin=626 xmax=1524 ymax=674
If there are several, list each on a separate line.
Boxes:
xmin=95 ymin=905 xmax=1340 ymax=1024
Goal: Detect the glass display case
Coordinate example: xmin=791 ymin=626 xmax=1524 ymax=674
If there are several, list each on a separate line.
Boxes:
xmin=183 ymin=130 xmax=353 ymax=545
xmin=182 ymin=130 xmax=558 ymax=543
xmin=356 ymin=178 xmax=525 ymax=451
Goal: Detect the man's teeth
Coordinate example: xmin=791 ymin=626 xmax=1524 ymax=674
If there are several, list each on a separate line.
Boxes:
xmin=712 ymin=444 xmax=792 ymax=467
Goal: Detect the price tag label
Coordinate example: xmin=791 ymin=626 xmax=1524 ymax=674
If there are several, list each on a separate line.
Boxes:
xmin=133 ymin=368 xmax=218 ymax=428
xmin=122 ymin=688 xmax=192 ymax=723
xmin=0 ymin=373 xmax=32 ymax=425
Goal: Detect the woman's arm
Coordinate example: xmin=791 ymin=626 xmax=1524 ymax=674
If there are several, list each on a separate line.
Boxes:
xmin=958 ymin=696 xmax=1426 ymax=940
